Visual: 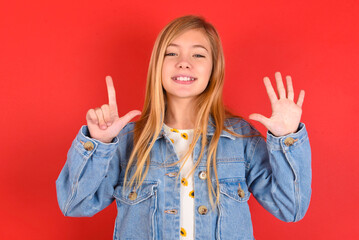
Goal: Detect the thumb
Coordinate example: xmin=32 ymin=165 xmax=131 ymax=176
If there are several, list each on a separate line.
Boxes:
xmin=119 ymin=110 xmax=142 ymax=126
xmin=249 ymin=113 xmax=270 ymax=127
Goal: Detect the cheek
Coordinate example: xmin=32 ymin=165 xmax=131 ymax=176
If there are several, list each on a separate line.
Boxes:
xmin=161 ymin=62 xmax=167 ymax=77
xmin=161 ymin=64 xmax=172 ymax=92
xmin=200 ymin=62 xmax=213 ymax=80
xmin=161 ymin=63 xmax=169 ymax=81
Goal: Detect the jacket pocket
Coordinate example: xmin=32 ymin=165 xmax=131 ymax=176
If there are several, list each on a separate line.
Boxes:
xmin=216 ymin=179 xmax=254 ymax=240
xmin=113 ymin=181 xmax=158 ymax=240
xmin=219 ymin=179 xmax=250 ymax=203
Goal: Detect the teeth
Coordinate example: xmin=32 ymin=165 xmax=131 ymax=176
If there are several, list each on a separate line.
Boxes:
xmin=174 ymin=77 xmax=195 ymax=81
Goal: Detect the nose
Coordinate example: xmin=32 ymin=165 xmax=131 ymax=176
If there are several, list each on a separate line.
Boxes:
xmin=176 ymin=56 xmax=191 ymax=69
xmin=178 ymin=63 xmax=190 ymax=69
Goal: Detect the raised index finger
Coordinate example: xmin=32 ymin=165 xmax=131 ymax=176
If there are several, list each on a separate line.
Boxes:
xmin=106 ymin=76 xmax=118 ymax=114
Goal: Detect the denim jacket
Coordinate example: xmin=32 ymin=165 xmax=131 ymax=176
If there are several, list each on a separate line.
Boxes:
xmin=56 ymin=117 xmax=311 ymax=240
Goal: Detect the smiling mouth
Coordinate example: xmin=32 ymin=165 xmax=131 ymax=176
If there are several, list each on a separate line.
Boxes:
xmin=171 ymin=76 xmax=197 ymax=81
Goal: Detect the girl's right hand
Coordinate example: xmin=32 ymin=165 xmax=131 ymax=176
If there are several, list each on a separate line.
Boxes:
xmin=86 ymin=76 xmax=141 ymax=143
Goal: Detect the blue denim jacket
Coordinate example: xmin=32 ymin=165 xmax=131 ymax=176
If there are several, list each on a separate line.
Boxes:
xmin=56 ymin=117 xmax=311 ymax=240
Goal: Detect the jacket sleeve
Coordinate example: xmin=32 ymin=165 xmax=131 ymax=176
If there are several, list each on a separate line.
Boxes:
xmin=246 ymin=123 xmax=312 ymax=222
xmin=55 ymin=125 xmax=121 ymax=217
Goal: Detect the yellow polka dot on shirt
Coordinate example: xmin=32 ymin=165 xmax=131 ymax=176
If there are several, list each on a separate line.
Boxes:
xmin=170 ymin=128 xmax=179 ymax=133
xmin=180 ymin=227 xmax=187 ymax=237
xmin=181 ymin=178 xmax=188 ymax=186
xmin=181 ymin=132 xmax=188 ymax=140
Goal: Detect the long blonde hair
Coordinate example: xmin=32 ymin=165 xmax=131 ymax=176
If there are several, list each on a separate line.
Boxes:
xmin=123 ymin=15 xmax=253 ymax=207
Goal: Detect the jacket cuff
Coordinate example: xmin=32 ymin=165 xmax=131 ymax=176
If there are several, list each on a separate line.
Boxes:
xmin=266 ymin=123 xmax=308 ymax=151
xmin=73 ymin=125 xmax=119 ymax=158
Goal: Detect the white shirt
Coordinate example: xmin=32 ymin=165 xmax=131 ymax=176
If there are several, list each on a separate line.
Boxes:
xmin=163 ymin=123 xmax=195 ymax=240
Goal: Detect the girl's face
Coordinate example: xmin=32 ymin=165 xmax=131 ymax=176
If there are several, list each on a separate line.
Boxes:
xmin=161 ymin=29 xmax=213 ymax=101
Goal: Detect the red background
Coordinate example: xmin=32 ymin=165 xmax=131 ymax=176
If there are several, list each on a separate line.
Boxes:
xmin=1 ymin=0 xmax=358 ymax=239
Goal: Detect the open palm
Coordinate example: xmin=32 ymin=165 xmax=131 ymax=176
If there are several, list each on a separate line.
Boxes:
xmin=249 ymin=72 xmax=305 ymax=137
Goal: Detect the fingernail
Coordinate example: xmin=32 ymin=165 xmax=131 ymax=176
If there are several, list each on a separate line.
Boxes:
xmin=101 ymin=125 xmax=107 ymax=129
xmin=107 ymin=122 xmax=112 ymax=126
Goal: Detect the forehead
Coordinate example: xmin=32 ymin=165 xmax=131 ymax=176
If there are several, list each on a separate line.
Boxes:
xmin=167 ymin=29 xmax=211 ymax=50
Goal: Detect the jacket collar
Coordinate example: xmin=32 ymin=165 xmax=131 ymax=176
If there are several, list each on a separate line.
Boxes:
xmin=156 ymin=115 xmax=236 ymax=140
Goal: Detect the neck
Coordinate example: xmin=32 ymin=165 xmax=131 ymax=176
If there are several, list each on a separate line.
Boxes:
xmin=164 ymin=97 xmax=197 ymax=129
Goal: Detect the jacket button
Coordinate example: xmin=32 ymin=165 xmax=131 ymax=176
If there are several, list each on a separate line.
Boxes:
xmin=198 ymin=171 xmax=207 ymax=180
xmin=128 ymin=191 xmax=137 ymax=200
xmin=238 ymin=183 xmax=245 ymax=198
xmin=284 ymin=137 xmax=297 ymax=146
xmin=198 ymin=205 xmax=208 ymax=215
xmin=83 ymin=141 xmax=94 ymax=151
xmin=238 ymin=189 xmax=245 ymax=198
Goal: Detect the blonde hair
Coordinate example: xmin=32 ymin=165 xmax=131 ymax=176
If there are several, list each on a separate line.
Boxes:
xmin=123 ymin=15 xmax=254 ymax=207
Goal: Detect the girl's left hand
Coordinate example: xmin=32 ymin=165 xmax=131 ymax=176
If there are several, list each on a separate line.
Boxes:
xmin=249 ymin=72 xmax=305 ymax=137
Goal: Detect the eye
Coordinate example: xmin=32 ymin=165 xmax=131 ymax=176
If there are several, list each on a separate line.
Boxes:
xmin=193 ymin=54 xmax=205 ymax=58
xmin=165 ymin=52 xmax=177 ymax=57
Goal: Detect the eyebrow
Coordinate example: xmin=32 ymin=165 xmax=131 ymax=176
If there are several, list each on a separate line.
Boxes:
xmin=167 ymin=43 xmax=209 ymax=52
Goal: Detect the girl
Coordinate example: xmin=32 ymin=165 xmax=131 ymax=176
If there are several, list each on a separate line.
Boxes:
xmin=56 ymin=15 xmax=311 ymax=240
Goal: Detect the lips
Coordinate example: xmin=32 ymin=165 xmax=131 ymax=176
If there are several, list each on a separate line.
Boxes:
xmin=171 ymin=75 xmax=196 ymax=85
xmin=171 ymin=75 xmax=197 ymax=82
xmin=172 ymin=76 xmax=196 ymax=81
